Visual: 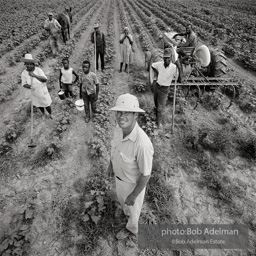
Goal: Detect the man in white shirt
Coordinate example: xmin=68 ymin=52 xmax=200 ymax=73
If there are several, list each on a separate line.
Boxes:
xmin=151 ymin=48 xmax=177 ymax=128
xmin=44 ymin=12 xmax=62 ymax=56
xmin=108 ymin=93 xmax=154 ymax=239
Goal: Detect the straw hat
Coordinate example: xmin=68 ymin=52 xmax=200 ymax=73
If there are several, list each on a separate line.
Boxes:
xmin=48 ymin=12 xmax=53 ymax=16
xmin=21 ymin=53 xmax=36 ymax=63
xmin=124 ymin=27 xmax=129 ymax=31
xmin=94 ymin=23 xmax=100 ymax=29
xmin=110 ymin=93 xmax=145 ymax=113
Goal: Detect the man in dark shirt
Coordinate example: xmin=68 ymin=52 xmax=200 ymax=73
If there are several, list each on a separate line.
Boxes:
xmin=174 ymin=24 xmax=198 ymax=48
xmin=91 ymin=23 xmax=106 ymax=72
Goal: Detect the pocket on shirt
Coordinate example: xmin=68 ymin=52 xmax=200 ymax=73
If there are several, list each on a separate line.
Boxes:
xmin=120 ymin=152 xmax=135 ymax=164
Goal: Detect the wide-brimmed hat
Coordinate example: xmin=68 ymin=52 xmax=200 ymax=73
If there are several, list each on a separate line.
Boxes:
xmin=48 ymin=12 xmax=53 ymax=16
xmin=21 ymin=53 xmax=36 ymax=63
xmin=163 ymin=47 xmax=174 ymax=58
xmin=94 ymin=23 xmax=100 ymax=29
xmin=110 ymin=93 xmax=145 ymax=113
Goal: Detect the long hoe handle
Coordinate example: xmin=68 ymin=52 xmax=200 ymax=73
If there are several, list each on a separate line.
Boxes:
xmin=171 ymin=66 xmax=178 ymax=133
xmin=28 ymin=79 xmax=36 ymax=148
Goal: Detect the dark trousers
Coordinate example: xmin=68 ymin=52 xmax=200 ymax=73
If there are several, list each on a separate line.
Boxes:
xmin=61 ymin=83 xmax=74 ymax=98
xmin=81 ymin=92 xmax=97 ymax=117
xmin=153 ymin=83 xmax=170 ymax=126
xmin=96 ymin=50 xmax=105 ymax=70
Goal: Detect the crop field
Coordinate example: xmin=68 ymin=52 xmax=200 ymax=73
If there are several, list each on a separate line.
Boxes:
xmin=0 ymin=0 xmax=256 ymax=255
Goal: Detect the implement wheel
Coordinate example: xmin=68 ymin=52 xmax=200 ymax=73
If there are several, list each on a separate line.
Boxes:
xmin=209 ymin=50 xmax=227 ymax=77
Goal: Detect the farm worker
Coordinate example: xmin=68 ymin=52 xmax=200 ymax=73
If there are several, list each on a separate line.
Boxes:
xmin=108 ymin=93 xmax=154 ymax=239
xmin=151 ymin=48 xmax=177 ymax=128
xmin=21 ymin=54 xmax=53 ymax=119
xmin=79 ymin=60 xmax=99 ymax=123
xmin=119 ymin=27 xmax=133 ymax=73
xmin=161 ymin=28 xmax=183 ymax=83
xmin=44 ymin=12 xmax=62 ymax=56
xmin=174 ymin=24 xmax=198 ymax=48
xmin=91 ymin=23 xmax=106 ymax=72
xmin=59 ymin=57 xmax=79 ymax=99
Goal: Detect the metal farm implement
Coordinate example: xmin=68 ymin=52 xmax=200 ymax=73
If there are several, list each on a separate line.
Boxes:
xmin=145 ymin=39 xmax=239 ymax=110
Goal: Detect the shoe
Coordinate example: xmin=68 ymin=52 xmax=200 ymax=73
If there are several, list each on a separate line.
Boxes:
xmin=101 ymin=69 xmax=105 ymax=73
xmin=84 ymin=117 xmax=90 ymax=123
xmin=116 ymin=229 xmax=132 ymax=240
xmin=49 ymin=115 xmax=55 ymax=119
xmin=119 ymin=70 xmax=122 ymax=73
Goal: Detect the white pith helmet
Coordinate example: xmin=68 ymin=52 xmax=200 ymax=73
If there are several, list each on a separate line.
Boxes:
xmin=110 ymin=93 xmax=145 ymax=113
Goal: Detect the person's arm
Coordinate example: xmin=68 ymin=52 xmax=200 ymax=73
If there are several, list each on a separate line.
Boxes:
xmin=72 ymin=70 xmax=79 ymax=84
xmin=91 ymin=32 xmax=94 ymax=43
xmin=79 ymin=82 xmax=82 ymax=99
xmin=119 ymin=34 xmax=126 ymax=44
xmin=29 ymin=69 xmax=47 ymax=83
xmin=22 ymin=72 xmax=31 ymax=89
xmin=59 ymin=69 xmax=62 ymax=89
xmin=44 ymin=19 xmax=49 ymax=30
xmin=125 ymin=175 xmax=151 ymax=206
xmin=107 ymin=160 xmax=114 ymax=178
xmin=102 ymin=33 xmax=106 ymax=53
xmin=127 ymin=34 xmax=133 ymax=45
xmin=125 ymin=143 xmax=153 ymax=206
xmin=95 ymin=83 xmax=99 ymax=100
xmin=54 ymin=19 xmax=62 ymax=30
xmin=151 ymin=64 xmax=159 ymax=82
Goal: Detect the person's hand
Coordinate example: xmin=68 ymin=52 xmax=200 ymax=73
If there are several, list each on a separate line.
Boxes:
xmin=28 ymin=71 xmax=36 ymax=78
xmin=23 ymin=84 xmax=31 ymax=89
xmin=125 ymin=193 xmax=136 ymax=206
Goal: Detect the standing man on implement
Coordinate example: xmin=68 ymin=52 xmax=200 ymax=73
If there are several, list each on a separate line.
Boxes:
xmin=108 ymin=93 xmax=154 ymax=239
xmin=91 ymin=23 xmax=106 ymax=72
xmin=151 ymin=48 xmax=177 ymax=129
xmin=79 ymin=60 xmax=99 ymax=123
xmin=119 ymin=27 xmax=133 ymax=73
xmin=44 ymin=12 xmax=62 ymax=56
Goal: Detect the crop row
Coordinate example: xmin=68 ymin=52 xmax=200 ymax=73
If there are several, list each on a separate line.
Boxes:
xmin=140 ymin=0 xmax=256 ymax=70
xmin=0 ymin=0 xmax=93 ymax=57
xmin=119 ymin=0 xmax=153 ymax=51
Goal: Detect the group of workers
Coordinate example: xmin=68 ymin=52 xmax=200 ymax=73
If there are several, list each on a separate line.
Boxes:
xmin=21 ymin=16 xmax=197 ymax=240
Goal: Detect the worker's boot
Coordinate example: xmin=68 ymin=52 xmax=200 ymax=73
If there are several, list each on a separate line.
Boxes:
xmin=119 ymin=62 xmax=123 ymax=73
xmin=124 ymin=64 xmax=128 ymax=73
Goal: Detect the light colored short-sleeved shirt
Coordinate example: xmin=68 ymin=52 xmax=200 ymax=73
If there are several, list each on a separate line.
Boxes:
xmin=80 ymin=71 xmax=99 ymax=95
xmin=151 ymin=61 xmax=177 ymax=86
xmin=111 ymin=122 xmax=154 ymax=184
xmin=61 ymin=67 xmax=73 ymax=84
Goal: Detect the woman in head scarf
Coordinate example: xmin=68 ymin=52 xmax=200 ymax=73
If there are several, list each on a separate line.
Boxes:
xmin=119 ymin=27 xmax=133 ymax=73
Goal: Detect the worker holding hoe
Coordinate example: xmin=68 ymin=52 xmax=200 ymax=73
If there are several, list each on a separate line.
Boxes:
xmin=151 ymin=48 xmax=177 ymax=129
xmin=21 ymin=53 xmax=53 ymax=119
xmin=91 ymin=23 xmax=106 ymax=72
xmin=44 ymin=12 xmax=62 ymax=56
xmin=79 ymin=60 xmax=99 ymax=123
xmin=59 ymin=57 xmax=79 ymax=99
xmin=108 ymin=93 xmax=154 ymax=239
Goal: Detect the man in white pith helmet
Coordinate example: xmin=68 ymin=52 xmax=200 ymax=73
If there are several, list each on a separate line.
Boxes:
xmin=108 ymin=93 xmax=154 ymax=239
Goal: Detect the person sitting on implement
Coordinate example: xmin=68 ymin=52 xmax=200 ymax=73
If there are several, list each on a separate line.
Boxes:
xmin=59 ymin=57 xmax=79 ymax=99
